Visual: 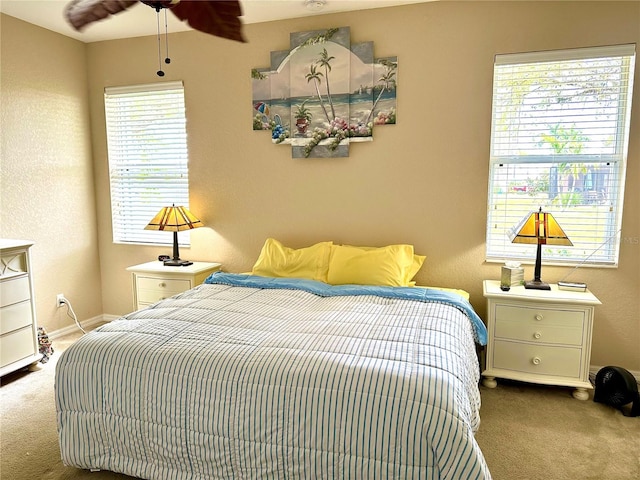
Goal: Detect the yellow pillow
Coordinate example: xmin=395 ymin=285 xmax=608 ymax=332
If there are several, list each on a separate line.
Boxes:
xmin=327 ymin=244 xmax=417 ymax=287
xmin=340 ymin=245 xmax=425 ymax=286
xmin=406 ymin=254 xmax=426 ymax=285
xmin=251 ymin=238 xmax=332 ymax=282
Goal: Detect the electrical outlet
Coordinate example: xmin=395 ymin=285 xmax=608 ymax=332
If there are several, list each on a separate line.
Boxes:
xmin=56 ymin=294 xmax=66 ymax=308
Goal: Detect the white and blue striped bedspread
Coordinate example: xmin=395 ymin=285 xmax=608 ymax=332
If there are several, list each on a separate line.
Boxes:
xmin=56 ymin=274 xmax=491 ymax=479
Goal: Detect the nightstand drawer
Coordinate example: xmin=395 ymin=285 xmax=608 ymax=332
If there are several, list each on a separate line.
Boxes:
xmin=137 ymin=276 xmax=190 ymax=292
xmin=136 ymin=276 xmax=191 ymax=304
xmin=0 ymin=276 xmax=31 ymax=307
xmin=137 ymin=290 xmax=183 ymax=304
xmin=137 ymin=288 xmax=189 ymax=304
xmin=495 ymin=304 xmax=584 ymax=326
xmin=494 ymin=306 xmax=584 ymax=345
xmin=0 ymin=300 xmax=33 ymax=334
xmin=493 ymin=340 xmax=582 ymax=378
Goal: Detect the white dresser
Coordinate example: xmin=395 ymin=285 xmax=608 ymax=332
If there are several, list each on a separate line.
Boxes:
xmin=482 ymin=280 xmax=601 ymax=400
xmin=127 ymin=261 xmax=221 ymax=311
xmin=1 ymin=240 xmax=42 ymax=376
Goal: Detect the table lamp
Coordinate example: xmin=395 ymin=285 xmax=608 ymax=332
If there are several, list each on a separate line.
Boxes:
xmin=508 ymin=207 xmax=572 ymax=290
xmin=145 ymin=204 xmax=203 ymax=266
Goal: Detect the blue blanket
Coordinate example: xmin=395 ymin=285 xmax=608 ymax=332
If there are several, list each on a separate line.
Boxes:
xmin=205 ymin=272 xmax=487 ymax=345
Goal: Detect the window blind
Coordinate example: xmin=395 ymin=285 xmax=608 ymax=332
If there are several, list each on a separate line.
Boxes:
xmin=105 ymin=81 xmax=191 ymax=245
xmin=486 ymin=44 xmax=635 ymax=266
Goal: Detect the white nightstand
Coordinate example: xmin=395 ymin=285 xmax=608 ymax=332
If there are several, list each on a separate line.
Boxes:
xmin=126 ymin=261 xmax=221 ymax=311
xmin=482 ymin=280 xmax=601 ymax=400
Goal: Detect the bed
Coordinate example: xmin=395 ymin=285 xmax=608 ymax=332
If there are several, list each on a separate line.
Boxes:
xmin=56 ymin=242 xmax=491 ymax=479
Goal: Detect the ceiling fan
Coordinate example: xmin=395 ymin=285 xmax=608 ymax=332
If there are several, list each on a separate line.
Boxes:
xmin=65 ymin=0 xmax=246 ymax=74
xmin=65 ymin=0 xmax=245 ymax=42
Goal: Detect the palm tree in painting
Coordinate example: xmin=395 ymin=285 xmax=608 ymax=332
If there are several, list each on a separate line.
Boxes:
xmin=316 ymin=48 xmax=337 ymax=120
xmin=305 ymin=64 xmax=331 ymax=123
xmin=366 ymin=59 xmax=397 ymax=125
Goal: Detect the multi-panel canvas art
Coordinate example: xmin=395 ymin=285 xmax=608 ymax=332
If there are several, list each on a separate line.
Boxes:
xmin=252 ymin=27 xmax=397 ymax=158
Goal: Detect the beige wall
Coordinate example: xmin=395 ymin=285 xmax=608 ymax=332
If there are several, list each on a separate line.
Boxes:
xmin=1 ymin=1 xmax=638 ymax=370
xmin=0 ymin=15 xmax=103 ymax=332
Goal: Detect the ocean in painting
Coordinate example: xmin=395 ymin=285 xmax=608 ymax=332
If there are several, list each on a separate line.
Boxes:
xmin=254 ymin=91 xmax=396 ymax=135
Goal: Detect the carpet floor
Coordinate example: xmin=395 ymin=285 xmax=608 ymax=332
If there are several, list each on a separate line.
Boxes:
xmin=1 ymin=327 xmax=638 ymax=479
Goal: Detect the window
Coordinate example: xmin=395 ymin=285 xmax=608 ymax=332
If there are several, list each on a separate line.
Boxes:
xmin=486 ymin=45 xmax=635 ymax=266
xmin=105 ymin=81 xmax=190 ymax=245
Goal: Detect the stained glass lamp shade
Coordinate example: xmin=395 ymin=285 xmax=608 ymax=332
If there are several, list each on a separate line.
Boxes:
xmin=508 ymin=207 xmax=572 ymax=290
xmin=144 ymin=205 xmax=203 ymax=266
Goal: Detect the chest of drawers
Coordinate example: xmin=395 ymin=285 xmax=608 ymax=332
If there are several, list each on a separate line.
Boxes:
xmin=482 ymin=280 xmax=601 ymax=400
xmin=127 ymin=261 xmax=221 ymax=311
xmin=1 ymin=240 xmax=42 ymax=376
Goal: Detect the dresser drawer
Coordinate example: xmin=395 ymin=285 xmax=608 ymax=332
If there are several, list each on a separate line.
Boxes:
xmin=0 ymin=300 xmax=33 ymax=334
xmin=493 ymin=340 xmax=582 ymax=378
xmin=0 ymin=276 xmax=31 ymax=307
xmin=0 ymin=251 xmax=27 ymax=278
xmin=137 ymin=276 xmax=191 ymax=304
xmin=0 ymin=326 xmax=36 ymax=367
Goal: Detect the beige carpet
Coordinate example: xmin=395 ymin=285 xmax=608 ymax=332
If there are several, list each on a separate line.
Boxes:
xmin=1 ymin=328 xmax=639 ymax=480
xmin=475 ymin=380 xmax=639 ymax=479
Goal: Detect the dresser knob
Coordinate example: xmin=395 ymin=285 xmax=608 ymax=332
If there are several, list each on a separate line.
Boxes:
xmin=534 ymin=332 xmax=542 ymax=339
xmin=534 ymin=314 xmax=543 ymax=321
xmin=532 ymin=356 xmax=542 ymax=365
xmin=159 ymin=282 xmax=166 ymax=288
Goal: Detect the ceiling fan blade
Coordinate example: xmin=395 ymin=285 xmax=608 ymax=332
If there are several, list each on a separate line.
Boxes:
xmin=170 ymin=0 xmax=246 ymax=43
xmin=65 ymin=0 xmax=139 ymax=31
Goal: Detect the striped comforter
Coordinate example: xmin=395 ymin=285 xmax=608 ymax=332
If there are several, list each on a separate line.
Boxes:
xmin=56 ymin=274 xmax=491 ymax=479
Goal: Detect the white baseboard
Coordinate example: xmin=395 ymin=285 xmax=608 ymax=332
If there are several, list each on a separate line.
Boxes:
xmin=47 ymin=314 xmax=118 ymax=339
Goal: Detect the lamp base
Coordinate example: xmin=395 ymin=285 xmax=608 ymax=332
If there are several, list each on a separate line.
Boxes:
xmin=524 ymin=280 xmax=551 ymax=290
xmin=163 ymin=259 xmax=193 ymax=267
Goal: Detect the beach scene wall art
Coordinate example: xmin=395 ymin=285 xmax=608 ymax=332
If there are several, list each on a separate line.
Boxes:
xmin=252 ymin=27 xmax=397 ymax=158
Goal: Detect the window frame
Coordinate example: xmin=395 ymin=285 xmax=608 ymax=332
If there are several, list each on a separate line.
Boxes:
xmin=104 ymin=81 xmax=192 ymax=247
xmin=486 ymin=44 xmax=636 ymax=267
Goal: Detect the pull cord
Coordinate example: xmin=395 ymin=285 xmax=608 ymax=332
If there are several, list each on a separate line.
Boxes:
xmin=155 ymin=8 xmax=171 ymax=76
xmin=156 ymin=7 xmax=164 ymax=76
xmin=164 ymin=9 xmax=171 ymax=66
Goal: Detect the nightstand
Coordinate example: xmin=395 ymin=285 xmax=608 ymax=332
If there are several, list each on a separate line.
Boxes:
xmin=126 ymin=261 xmax=221 ymax=311
xmin=482 ymin=280 xmax=601 ymax=400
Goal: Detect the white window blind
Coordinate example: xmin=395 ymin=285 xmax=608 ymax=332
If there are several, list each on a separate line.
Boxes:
xmin=105 ymin=81 xmax=191 ymax=245
xmin=487 ymin=44 xmax=635 ymax=266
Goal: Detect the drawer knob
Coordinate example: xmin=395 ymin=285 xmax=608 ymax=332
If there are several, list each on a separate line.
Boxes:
xmin=532 ymin=356 xmax=542 ymax=365
xmin=534 ymin=314 xmax=543 ymax=321
xmin=159 ymin=282 xmax=166 ymax=288
xmin=534 ymin=332 xmax=542 ymax=339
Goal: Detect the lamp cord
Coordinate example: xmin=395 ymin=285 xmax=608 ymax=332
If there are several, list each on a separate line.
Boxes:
xmin=559 ymin=229 xmax=621 ymax=283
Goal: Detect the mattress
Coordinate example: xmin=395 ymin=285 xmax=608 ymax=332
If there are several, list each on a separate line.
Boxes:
xmin=56 ymin=273 xmax=490 ymax=479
